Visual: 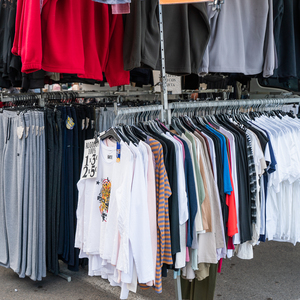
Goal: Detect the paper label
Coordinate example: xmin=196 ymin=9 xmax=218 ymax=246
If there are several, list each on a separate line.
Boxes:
xmin=80 ymin=138 xmax=100 ymax=180
xmin=153 ymin=71 xmax=182 ymax=95
xmin=26 ymin=127 xmax=30 ymax=138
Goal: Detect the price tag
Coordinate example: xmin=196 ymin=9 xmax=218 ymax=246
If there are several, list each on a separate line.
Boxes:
xmin=80 ymin=138 xmax=100 ymax=179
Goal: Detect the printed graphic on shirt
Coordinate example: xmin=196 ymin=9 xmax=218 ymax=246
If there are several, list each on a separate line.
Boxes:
xmin=97 ymin=178 xmax=111 ymax=222
xmin=66 ymin=116 xmax=75 ymax=130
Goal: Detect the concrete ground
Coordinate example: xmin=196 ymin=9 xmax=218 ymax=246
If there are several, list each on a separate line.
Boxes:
xmin=215 ymin=241 xmax=300 ymax=300
xmin=0 ymin=241 xmax=299 ymax=300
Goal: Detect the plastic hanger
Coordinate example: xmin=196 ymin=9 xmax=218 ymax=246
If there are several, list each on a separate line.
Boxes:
xmin=100 ymin=127 xmax=121 ymax=143
xmin=131 ymin=125 xmax=147 ymax=141
xmin=122 ymin=125 xmax=139 ymax=146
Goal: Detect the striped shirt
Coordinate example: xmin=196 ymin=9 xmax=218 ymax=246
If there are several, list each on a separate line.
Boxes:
xmin=140 ymin=137 xmax=172 ymax=293
xmin=245 ymin=133 xmax=257 ymax=224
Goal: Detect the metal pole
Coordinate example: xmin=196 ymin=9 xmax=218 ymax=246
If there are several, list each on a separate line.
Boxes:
xmin=158 ymin=3 xmax=170 ymax=125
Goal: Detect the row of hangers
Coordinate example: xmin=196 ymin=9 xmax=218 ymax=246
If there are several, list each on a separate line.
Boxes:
xmin=0 ymin=93 xmax=40 ymax=113
xmin=99 ymin=99 xmax=298 ymax=148
xmin=170 ymin=101 xmax=296 ymax=137
xmin=99 ymin=107 xmax=166 ymax=147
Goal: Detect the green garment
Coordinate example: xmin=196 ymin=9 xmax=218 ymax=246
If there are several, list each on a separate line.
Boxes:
xmin=181 ymin=263 xmax=218 ymax=300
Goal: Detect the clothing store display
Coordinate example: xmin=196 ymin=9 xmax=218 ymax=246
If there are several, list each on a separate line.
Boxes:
xmin=1 ymin=0 xmax=300 ymax=299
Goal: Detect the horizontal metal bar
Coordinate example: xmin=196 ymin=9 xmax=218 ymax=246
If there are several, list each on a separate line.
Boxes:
xmin=0 ymin=90 xmax=158 ymax=103
xmin=116 ymin=105 xmax=163 ymax=116
xmin=76 ymin=90 xmax=157 ymax=98
xmin=169 ymin=97 xmax=300 ymax=110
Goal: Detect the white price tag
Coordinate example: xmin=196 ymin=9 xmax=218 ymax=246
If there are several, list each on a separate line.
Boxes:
xmin=80 ymin=138 xmax=100 ymax=179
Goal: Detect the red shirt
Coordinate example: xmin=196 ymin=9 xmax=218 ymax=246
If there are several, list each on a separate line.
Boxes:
xmin=12 ymin=0 xmax=129 ymax=87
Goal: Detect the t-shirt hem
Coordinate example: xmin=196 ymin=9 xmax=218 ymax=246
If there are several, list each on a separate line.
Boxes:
xmin=107 ymin=76 xmax=130 ymax=87
xmin=202 ymin=66 xmax=264 ymax=75
xmin=42 ymin=64 xmax=84 ymax=75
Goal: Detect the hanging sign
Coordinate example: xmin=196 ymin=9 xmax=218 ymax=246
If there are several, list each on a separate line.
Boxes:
xmin=80 ymin=138 xmax=99 ymax=179
xmin=153 ymin=71 xmax=182 ymax=95
xmin=160 ymin=0 xmax=212 ymax=4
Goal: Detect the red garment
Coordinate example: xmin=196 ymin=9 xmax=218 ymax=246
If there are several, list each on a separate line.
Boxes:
xmin=226 ymin=162 xmax=238 ymax=237
xmin=12 ymin=0 xmax=129 ymax=87
xmin=218 ymin=258 xmax=223 ymax=273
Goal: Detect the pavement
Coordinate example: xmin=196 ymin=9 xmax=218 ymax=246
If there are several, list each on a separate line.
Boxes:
xmin=0 ymin=241 xmax=299 ymax=300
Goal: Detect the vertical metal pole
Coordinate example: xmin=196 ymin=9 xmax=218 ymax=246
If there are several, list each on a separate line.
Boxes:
xmin=158 ymin=3 xmax=170 ymax=125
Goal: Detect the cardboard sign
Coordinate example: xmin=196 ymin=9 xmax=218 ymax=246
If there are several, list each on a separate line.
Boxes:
xmin=153 ymin=71 xmax=182 ymax=95
xmin=81 ymin=139 xmax=99 ymax=179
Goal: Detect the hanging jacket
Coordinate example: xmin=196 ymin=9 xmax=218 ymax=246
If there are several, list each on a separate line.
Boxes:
xmin=12 ymin=0 xmax=129 ymax=87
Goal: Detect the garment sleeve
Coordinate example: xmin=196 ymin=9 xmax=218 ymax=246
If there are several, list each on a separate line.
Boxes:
xmin=128 ymin=152 xmax=155 ymax=284
xmin=12 ymin=0 xmax=43 ymax=73
xmin=74 ymin=179 xmax=86 ymax=249
xmin=262 ymin=0 xmax=277 ymax=77
xmin=11 ymin=0 xmax=24 ymax=55
xmin=116 ymin=151 xmax=134 ymax=275
xmin=105 ymin=14 xmax=130 ymax=87
xmin=198 ymin=4 xmax=217 ymax=75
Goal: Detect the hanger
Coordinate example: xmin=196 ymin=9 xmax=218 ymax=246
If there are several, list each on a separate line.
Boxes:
xmin=131 ymin=125 xmax=147 ymax=141
xmin=100 ymin=127 xmax=121 ymax=143
xmin=122 ymin=124 xmax=139 ymax=146
xmin=115 ymin=126 xmax=131 ymax=145
xmin=171 ymin=116 xmax=184 ymax=135
xmin=179 ymin=115 xmax=194 ymax=132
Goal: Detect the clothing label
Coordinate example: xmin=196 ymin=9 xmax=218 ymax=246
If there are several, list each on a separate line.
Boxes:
xmin=160 ymin=0 xmax=212 ymax=3
xmin=36 ymin=126 xmax=39 ymax=136
xmin=17 ymin=126 xmax=24 ymax=139
xmin=91 ymin=120 xmax=95 ymax=130
xmin=82 ymin=119 xmax=85 ymax=130
xmin=80 ymin=138 xmax=99 ymax=180
xmin=86 ymin=117 xmax=90 ymax=129
xmin=32 ymin=125 xmax=35 ymax=134
xmin=107 ymin=155 xmax=113 ymax=160
xmin=66 ymin=116 xmax=75 ymax=130
xmin=116 ymin=142 xmax=121 ymax=163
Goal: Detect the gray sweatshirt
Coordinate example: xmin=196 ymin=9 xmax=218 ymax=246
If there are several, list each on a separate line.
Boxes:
xmin=199 ymin=0 xmax=277 ymax=78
